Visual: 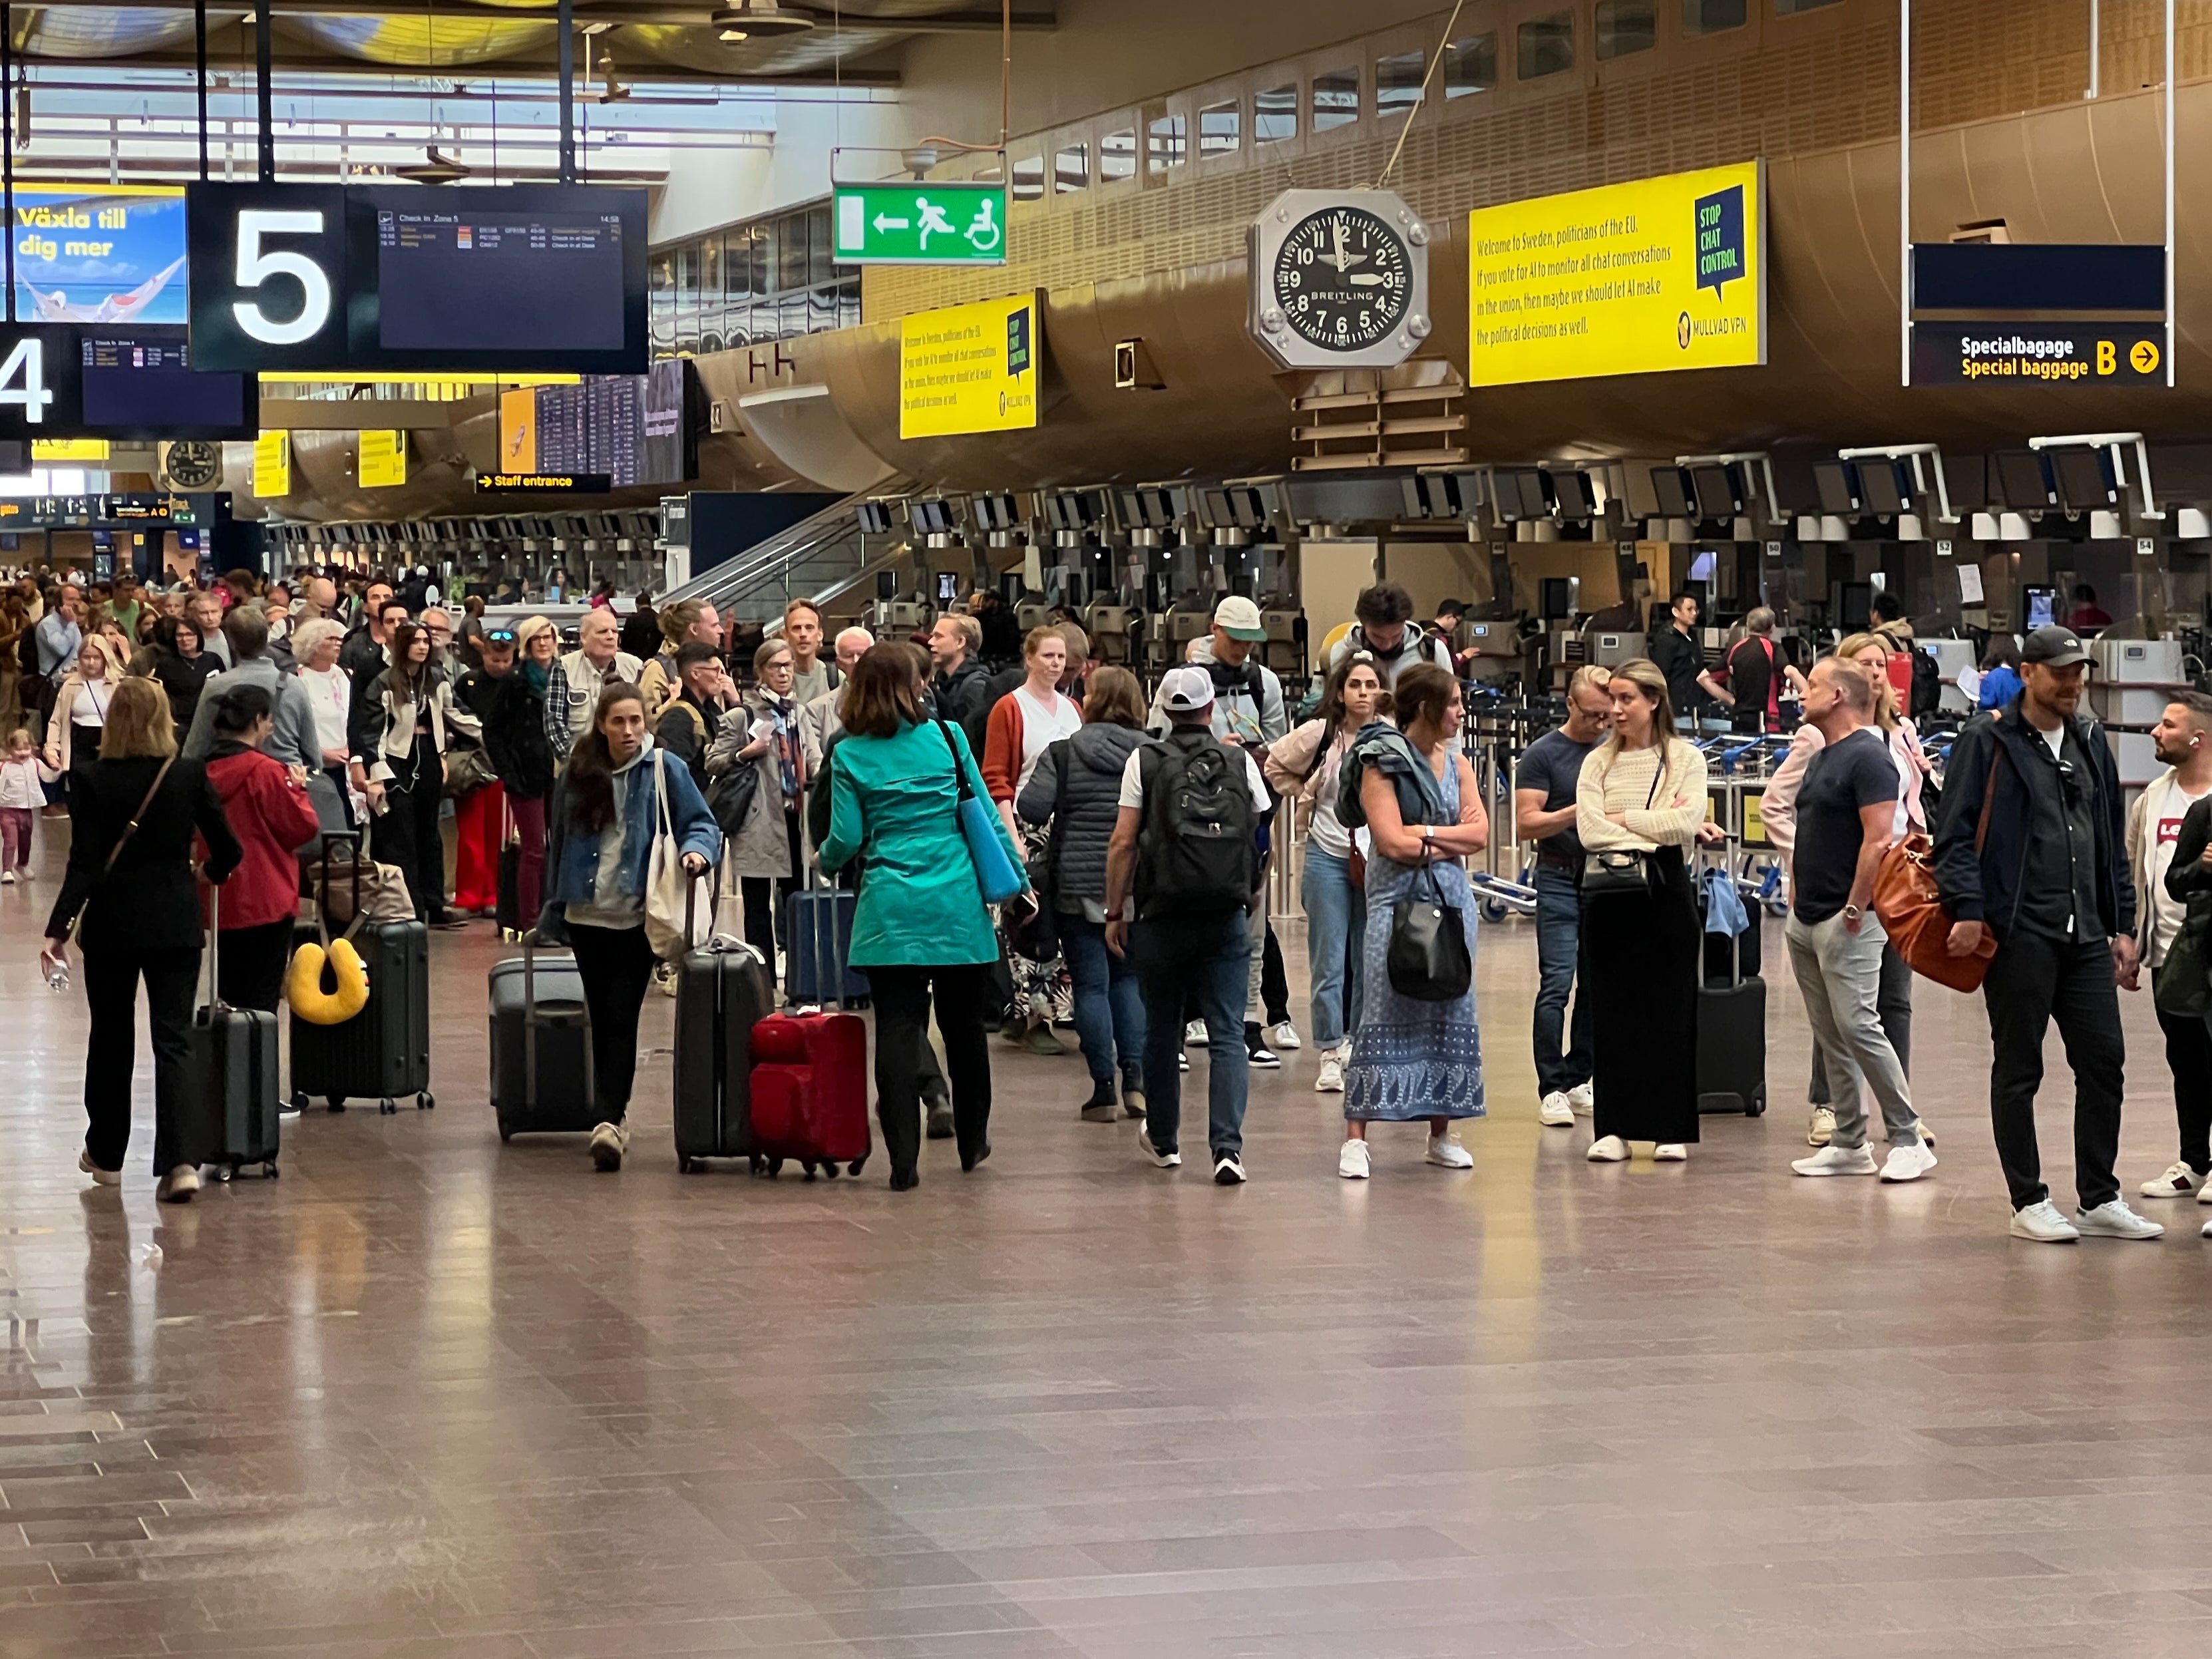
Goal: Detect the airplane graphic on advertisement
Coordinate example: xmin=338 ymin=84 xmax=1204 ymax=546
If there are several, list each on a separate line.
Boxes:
xmin=23 ymin=255 xmax=186 ymax=322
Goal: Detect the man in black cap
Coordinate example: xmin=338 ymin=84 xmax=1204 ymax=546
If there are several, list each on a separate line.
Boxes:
xmin=1933 ymin=624 xmax=2161 ymax=1244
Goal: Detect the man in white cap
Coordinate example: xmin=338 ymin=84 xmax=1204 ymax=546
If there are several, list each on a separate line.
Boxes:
xmin=1147 ymin=595 xmax=1294 ymax=1067
xmin=1105 ymin=665 xmax=1273 ymax=1186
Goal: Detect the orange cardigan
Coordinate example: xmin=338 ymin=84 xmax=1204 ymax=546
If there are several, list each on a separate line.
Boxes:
xmin=980 ymin=687 xmax=1079 ymax=804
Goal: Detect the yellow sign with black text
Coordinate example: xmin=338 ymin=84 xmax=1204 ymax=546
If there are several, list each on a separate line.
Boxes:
xmin=359 ymin=429 xmax=408 ymax=489
xmin=898 ymin=293 xmax=1039 ymax=440
xmin=1468 ymin=161 xmax=1765 ymax=387
xmin=253 ymin=431 xmax=290 ymax=498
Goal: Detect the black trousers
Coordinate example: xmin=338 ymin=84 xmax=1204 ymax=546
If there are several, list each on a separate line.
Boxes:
xmin=868 ymin=962 xmax=993 ymax=1177
xmin=568 ymin=921 xmax=657 ymax=1123
xmin=1982 ymin=932 xmax=2125 ymax=1211
xmin=1260 ymin=923 xmax=1291 ymax=1028
xmin=739 ymin=807 xmax=801 ymax=988
xmin=2155 ymin=1002 xmax=2212 ymax=1174
xmin=83 ymin=945 xmax=199 ymax=1176
xmin=377 ymin=734 xmax=447 ymax=923
xmin=1582 ymin=849 xmax=1701 ymax=1145
xmin=218 ymin=918 xmax=294 ymax=1015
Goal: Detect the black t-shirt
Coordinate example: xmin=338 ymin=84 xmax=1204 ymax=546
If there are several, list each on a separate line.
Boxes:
xmin=1518 ymin=728 xmax=1600 ymax=862
xmin=1792 ymin=727 xmax=1900 ymax=924
xmin=1722 ymin=635 xmax=1781 ymax=722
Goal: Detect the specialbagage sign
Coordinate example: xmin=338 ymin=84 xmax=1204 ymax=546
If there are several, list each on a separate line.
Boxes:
xmin=1910 ymin=323 xmax=2165 ymax=386
xmin=1467 ymin=160 xmax=1765 ymax=387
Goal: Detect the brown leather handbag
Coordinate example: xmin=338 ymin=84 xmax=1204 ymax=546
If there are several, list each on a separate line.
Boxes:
xmin=1871 ymin=745 xmax=2005 ymax=992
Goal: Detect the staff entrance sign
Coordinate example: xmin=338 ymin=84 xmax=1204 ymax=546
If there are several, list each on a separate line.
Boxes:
xmin=832 ymin=182 xmax=1007 ymax=266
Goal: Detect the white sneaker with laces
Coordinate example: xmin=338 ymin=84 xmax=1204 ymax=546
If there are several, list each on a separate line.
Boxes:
xmin=1184 ymin=1019 xmax=1206 ymax=1047
xmin=1271 ymin=1021 xmax=1301 ymax=1051
xmin=2 ymin=870 xmax=15 ymax=886
xmin=1586 ymin=1135 xmax=1629 ymax=1163
xmin=1338 ymin=1139 xmax=1371 ymax=1180
xmin=1652 ymin=1143 xmax=1688 ymax=1162
xmin=588 ymin=1120 xmax=630 ymax=1173
xmin=1425 ymin=1133 xmax=1473 ymax=1170
xmin=1539 ymin=1091 xmax=1575 ymax=1127
xmin=1792 ymin=1144 xmax=1877 ymax=1177
xmin=1807 ymin=1107 xmax=1836 ymax=1147
xmin=2009 ymin=1200 xmax=2080 ymax=1243
xmin=1566 ymin=1082 xmax=1594 ymax=1115
xmin=1314 ymin=1054 xmax=1345 ymax=1093
xmin=2074 ymin=1199 xmax=2164 ymax=1240
xmin=1138 ymin=1123 xmax=1181 ymax=1169
xmin=2141 ymin=1161 xmax=2208 ymax=1198
xmin=1879 ymin=1143 xmax=1938 ymax=1183
xmin=1212 ymin=1153 xmax=1246 ymax=1186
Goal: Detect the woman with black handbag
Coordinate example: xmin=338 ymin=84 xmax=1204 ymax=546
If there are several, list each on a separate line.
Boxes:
xmin=1332 ymin=663 xmax=1487 ymax=1179
xmin=1576 ymin=657 xmax=1720 ymax=1165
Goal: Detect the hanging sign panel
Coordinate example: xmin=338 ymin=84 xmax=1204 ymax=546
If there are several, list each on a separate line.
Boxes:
xmin=186 ymin=181 xmax=647 ymax=373
xmin=832 ymin=181 xmax=1008 ymax=266
xmin=1909 ymin=321 xmax=2167 ymax=387
xmin=359 ymin=428 xmax=408 ymax=488
xmin=14 ymin=184 xmax=190 ymax=326
xmin=1466 ymin=161 xmax=1765 ymax=387
xmin=898 ymin=293 xmax=1039 ymax=440
xmin=254 ymin=430 xmax=290 ymax=498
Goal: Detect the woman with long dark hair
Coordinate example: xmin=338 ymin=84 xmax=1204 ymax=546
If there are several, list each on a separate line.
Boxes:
xmin=538 ymin=681 xmax=719 ymax=1172
xmin=1574 ymin=657 xmax=1720 ymax=1165
xmin=351 ymin=618 xmax=479 ymax=925
xmin=149 ymin=613 xmax=217 ymax=738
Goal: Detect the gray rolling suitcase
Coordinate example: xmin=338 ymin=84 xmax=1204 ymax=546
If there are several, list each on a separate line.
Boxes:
xmin=188 ymin=888 xmax=282 ymax=1179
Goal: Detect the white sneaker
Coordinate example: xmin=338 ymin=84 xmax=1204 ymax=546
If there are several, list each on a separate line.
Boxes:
xmin=2141 ymin=1161 xmax=2208 ymax=1198
xmin=1138 ymin=1123 xmax=1180 ymax=1169
xmin=1792 ymin=1143 xmax=1877 ymax=1177
xmin=2009 ymin=1200 xmax=2080 ymax=1243
xmin=1271 ymin=1021 xmax=1301 ymax=1051
xmin=1425 ymin=1133 xmax=1473 ymax=1170
xmin=1807 ymin=1107 xmax=1835 ymax=1147
xmin=1566 ymin=1082 xmax=1594 ymax=1115
xmin=1212 ymin=1153 xmax=1246 ymax=1186
xmin=1586 ymin=1135 xmax=1629 ymax=1163
xmin=1184 ymin=1019 xmax=1206 ymax=1047
xmin=588 ymin=1120 xmax=630 ymax=1173
xmin=155 ymin=1164 xmax=200 ymax=1204
xmin=1314 ymin=1054 xmax=1345 ymax=1093
xmin=1538 ymin=1091 xmax=1575 ymax=1127
xmin=1338 ymin=1139 xmax=1371 ymax=1180
xmin=3 ymin=870 xmax=16 ymax=886
xmin=1879 ymin=1143 xmax=1938 ymax=1183
xmin=1652 ymin=1143 xmax=1688 ymax=1162
xmin=77 ymin=1149 xmax=119 ymax=1187
xmin=2074 ymin=1199 xmax=2164 ymax=1240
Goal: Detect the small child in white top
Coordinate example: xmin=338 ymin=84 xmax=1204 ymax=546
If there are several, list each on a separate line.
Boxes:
xmin=0 ymin=728 xmax=57 ymax=882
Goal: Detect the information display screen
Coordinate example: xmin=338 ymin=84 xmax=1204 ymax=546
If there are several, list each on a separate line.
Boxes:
xmin=79 ymin=328 xmax=256 ymax=439
xmin=496 ymin=359 xmax=697 ymax=488
xmin=375 ymin=205 xmax=626 ymax=355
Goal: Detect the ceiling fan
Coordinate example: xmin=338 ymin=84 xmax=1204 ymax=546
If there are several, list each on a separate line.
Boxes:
xmin=398 ymin=146 xmax=469 ymax=184
xmin=711 ymin=0 xmax=816 ymax=41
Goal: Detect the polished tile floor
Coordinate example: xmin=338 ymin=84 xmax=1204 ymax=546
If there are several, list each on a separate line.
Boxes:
xmin=5 ymin=858 xmax=2211 ymax=1659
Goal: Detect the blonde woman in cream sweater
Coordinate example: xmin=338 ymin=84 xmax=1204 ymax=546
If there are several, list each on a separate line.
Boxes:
xmin=1575 ymin=656 xmax=1723 ymax=1163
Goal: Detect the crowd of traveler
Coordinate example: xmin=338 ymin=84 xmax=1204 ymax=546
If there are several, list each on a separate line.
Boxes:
xmin=21 ymin=564 xmax=2212 ymax=1242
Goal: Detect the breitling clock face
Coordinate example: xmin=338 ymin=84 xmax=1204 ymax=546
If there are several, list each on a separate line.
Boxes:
xmin=1270 ymin=207 xmax=1414 ymax=351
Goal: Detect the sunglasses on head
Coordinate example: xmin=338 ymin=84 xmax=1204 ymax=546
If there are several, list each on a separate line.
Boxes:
xmin=484 ymin=628 xmax=518 ymax=644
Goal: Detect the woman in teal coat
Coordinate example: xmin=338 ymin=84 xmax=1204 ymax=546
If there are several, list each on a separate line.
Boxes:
xmin=819 ymin=643 xmax=1029 ymax=1190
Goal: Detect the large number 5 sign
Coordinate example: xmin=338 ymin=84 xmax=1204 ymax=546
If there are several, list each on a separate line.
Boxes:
xmin=232 ymin=210 xmax=331 ymax=346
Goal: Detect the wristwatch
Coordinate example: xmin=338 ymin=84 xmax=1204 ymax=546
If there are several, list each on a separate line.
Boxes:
xmin=1421 ymin=825 xmax=1435 ymax=848
xmin=1843 ymin=903 xmax=1863 ymax=921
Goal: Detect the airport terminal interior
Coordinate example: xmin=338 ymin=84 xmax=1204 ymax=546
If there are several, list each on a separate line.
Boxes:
xmin=13 ymin=0 xmax=2212 ymax=1653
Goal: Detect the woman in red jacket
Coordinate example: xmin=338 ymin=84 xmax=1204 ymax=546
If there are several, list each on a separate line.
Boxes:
xmin=200 ymin=685 xmax=320 ymax=1012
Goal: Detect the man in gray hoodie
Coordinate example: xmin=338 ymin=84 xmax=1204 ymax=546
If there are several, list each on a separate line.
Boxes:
xmin=183 ymin=605 xmax=322 ymax=775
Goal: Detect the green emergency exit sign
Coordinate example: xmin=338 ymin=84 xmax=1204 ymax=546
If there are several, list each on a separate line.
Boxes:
xmin=832 ymin=182 xmax=1008 ymax=266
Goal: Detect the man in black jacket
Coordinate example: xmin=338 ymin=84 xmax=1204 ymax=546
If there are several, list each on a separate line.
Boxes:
xmin=928 ymin=613 xmax=992 ymax=730
xmin=1647 ymin=590 xmax=1708 ymax=725
xmin=1933 ymin=624 xmax=2161 ymax=1244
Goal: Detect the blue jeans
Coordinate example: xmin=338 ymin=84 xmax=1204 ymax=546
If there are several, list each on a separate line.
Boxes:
xmin=1302 ymin=842 xmax=1366 ymax=1048
xmin=1532 ymin=862 xmax=1592 ymax=1096
xmin=1061 ymin=914 xmax=1146 ymax=1090
xmin=1133 ymin=908 xmax=1251 ymax=1159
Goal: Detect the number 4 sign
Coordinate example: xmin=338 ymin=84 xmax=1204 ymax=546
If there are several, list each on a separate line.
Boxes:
xmin=0 ymin=327 xmax=80 ymax=439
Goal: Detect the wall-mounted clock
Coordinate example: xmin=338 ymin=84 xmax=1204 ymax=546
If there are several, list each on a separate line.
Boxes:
xmin=1249 ymin=189 xmax=1431 ymax=371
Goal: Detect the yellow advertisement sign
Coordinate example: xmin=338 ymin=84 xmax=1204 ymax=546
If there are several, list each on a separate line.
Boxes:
xmin=1467 ymin=160 xmax=1765 ymax=387
xmin=359 ymin=429 xmax=408 ymax=488
xmin=253 ymin=431 xmax=289 ymax=498
xmin=498 ymin=387 xmax=538 ymax=474
xmin=34 ymin=439 xmax=108 ymax=461
xmin=899 ymin=293 xmax=1039 ymax=440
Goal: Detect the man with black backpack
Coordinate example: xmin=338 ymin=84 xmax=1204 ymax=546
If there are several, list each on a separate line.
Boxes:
xmin=1105 ymin=665 xmax=1272 ymax=1185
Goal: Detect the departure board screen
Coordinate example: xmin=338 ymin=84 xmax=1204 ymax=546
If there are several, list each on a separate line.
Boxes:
xmin=79 ymin=327 xmax=255 ymax=439
xmin=376 ymin=206 xmax=626 ymax=354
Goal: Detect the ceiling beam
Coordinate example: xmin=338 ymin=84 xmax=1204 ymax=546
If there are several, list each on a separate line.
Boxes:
xmin=11 ymin=0 xmax=1052 ymax=28
xmin=17 ymin=43 xmax=901 ymax=84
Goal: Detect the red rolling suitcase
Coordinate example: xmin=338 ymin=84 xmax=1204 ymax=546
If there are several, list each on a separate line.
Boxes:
xmin=749 ymin=1010 xmax=869 ymax=1178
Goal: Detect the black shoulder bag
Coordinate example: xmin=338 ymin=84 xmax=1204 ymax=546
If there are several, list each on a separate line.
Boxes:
xmin=1387 ymin=852 xmax=1471 ymax=1002
xmin=1580 ymin=750 xmax=1668 ymax=898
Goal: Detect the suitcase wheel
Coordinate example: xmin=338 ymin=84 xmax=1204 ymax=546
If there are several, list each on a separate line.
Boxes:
xmin=1746 ymin=1086 xmax=1767 ymax=1118
xmin=379 ymin=1097 xmax=397 ymax=1116
xmin=498 ymin=1123 xmax=513 ymax=1143
xmin=327 ymin=1097 xmax=346 ymax=1113
xmin=766 ymin=1157 xmax=785 ymax=1179
xmin=216 ymin=1162 xmax=237 ymax=1183
xmin=679 ymin=1157 xmax=705 ymax=1174
xmin=820 ymin=1161 xmax=838 ymax=1180
xmin=847 ymin=1155 xmax=866 ymax=1177
xmin=417 ymin=1092 xmax=435 ymax=1111
xmin=801 ymin=1161 xmax=818 ymax=1181
xmin=289 ymin=1091 xmax=309 ymax=1114
xmin=747 ymin=1155 xmax=767 ymax=1177
xmin=264 ymin=1161 xmax=279 ymax=1179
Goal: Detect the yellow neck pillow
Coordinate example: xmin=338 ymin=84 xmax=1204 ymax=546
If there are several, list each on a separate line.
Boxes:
xmin=287 ymin=937 xmax=371 ymax=1024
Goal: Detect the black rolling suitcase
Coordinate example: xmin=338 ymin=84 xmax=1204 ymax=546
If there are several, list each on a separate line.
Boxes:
xmin=187 ymin=888 xmax=282 ymax=1179
xmin=488 ymin=934 xmax=597 ymax=1141
xmin=288 ymin=918 xmax=433 ymax=1115
xmin=1696 ymin=888 xmax=1767 ymax=1115
xmin=673 ymin=874 xmax=776 ymax=1172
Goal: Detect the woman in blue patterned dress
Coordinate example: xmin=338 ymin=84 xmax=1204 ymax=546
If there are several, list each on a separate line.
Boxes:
xmin=1334 ymin=662 xmax=1488 ymax=1178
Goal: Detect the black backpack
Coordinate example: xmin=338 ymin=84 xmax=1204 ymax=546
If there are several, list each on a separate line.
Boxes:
xmin=1135 ymin=730 xmax=1254 ymax=918
xmin=1908 ymin=645 xmax=1941 ymax=719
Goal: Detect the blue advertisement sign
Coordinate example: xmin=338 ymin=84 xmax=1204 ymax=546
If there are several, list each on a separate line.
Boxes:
xmin=1693 ymin=184 xmax=1745 ymax=299
xmin=13 ymin=185 xmax=188 ymax=325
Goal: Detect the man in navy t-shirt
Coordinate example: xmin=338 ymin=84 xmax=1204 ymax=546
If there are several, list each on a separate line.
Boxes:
xmin=1785 ymin=657 xmax=1929 ymax=1183
xmin=1514 ymin=665 xmax=1614 ymax=1127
